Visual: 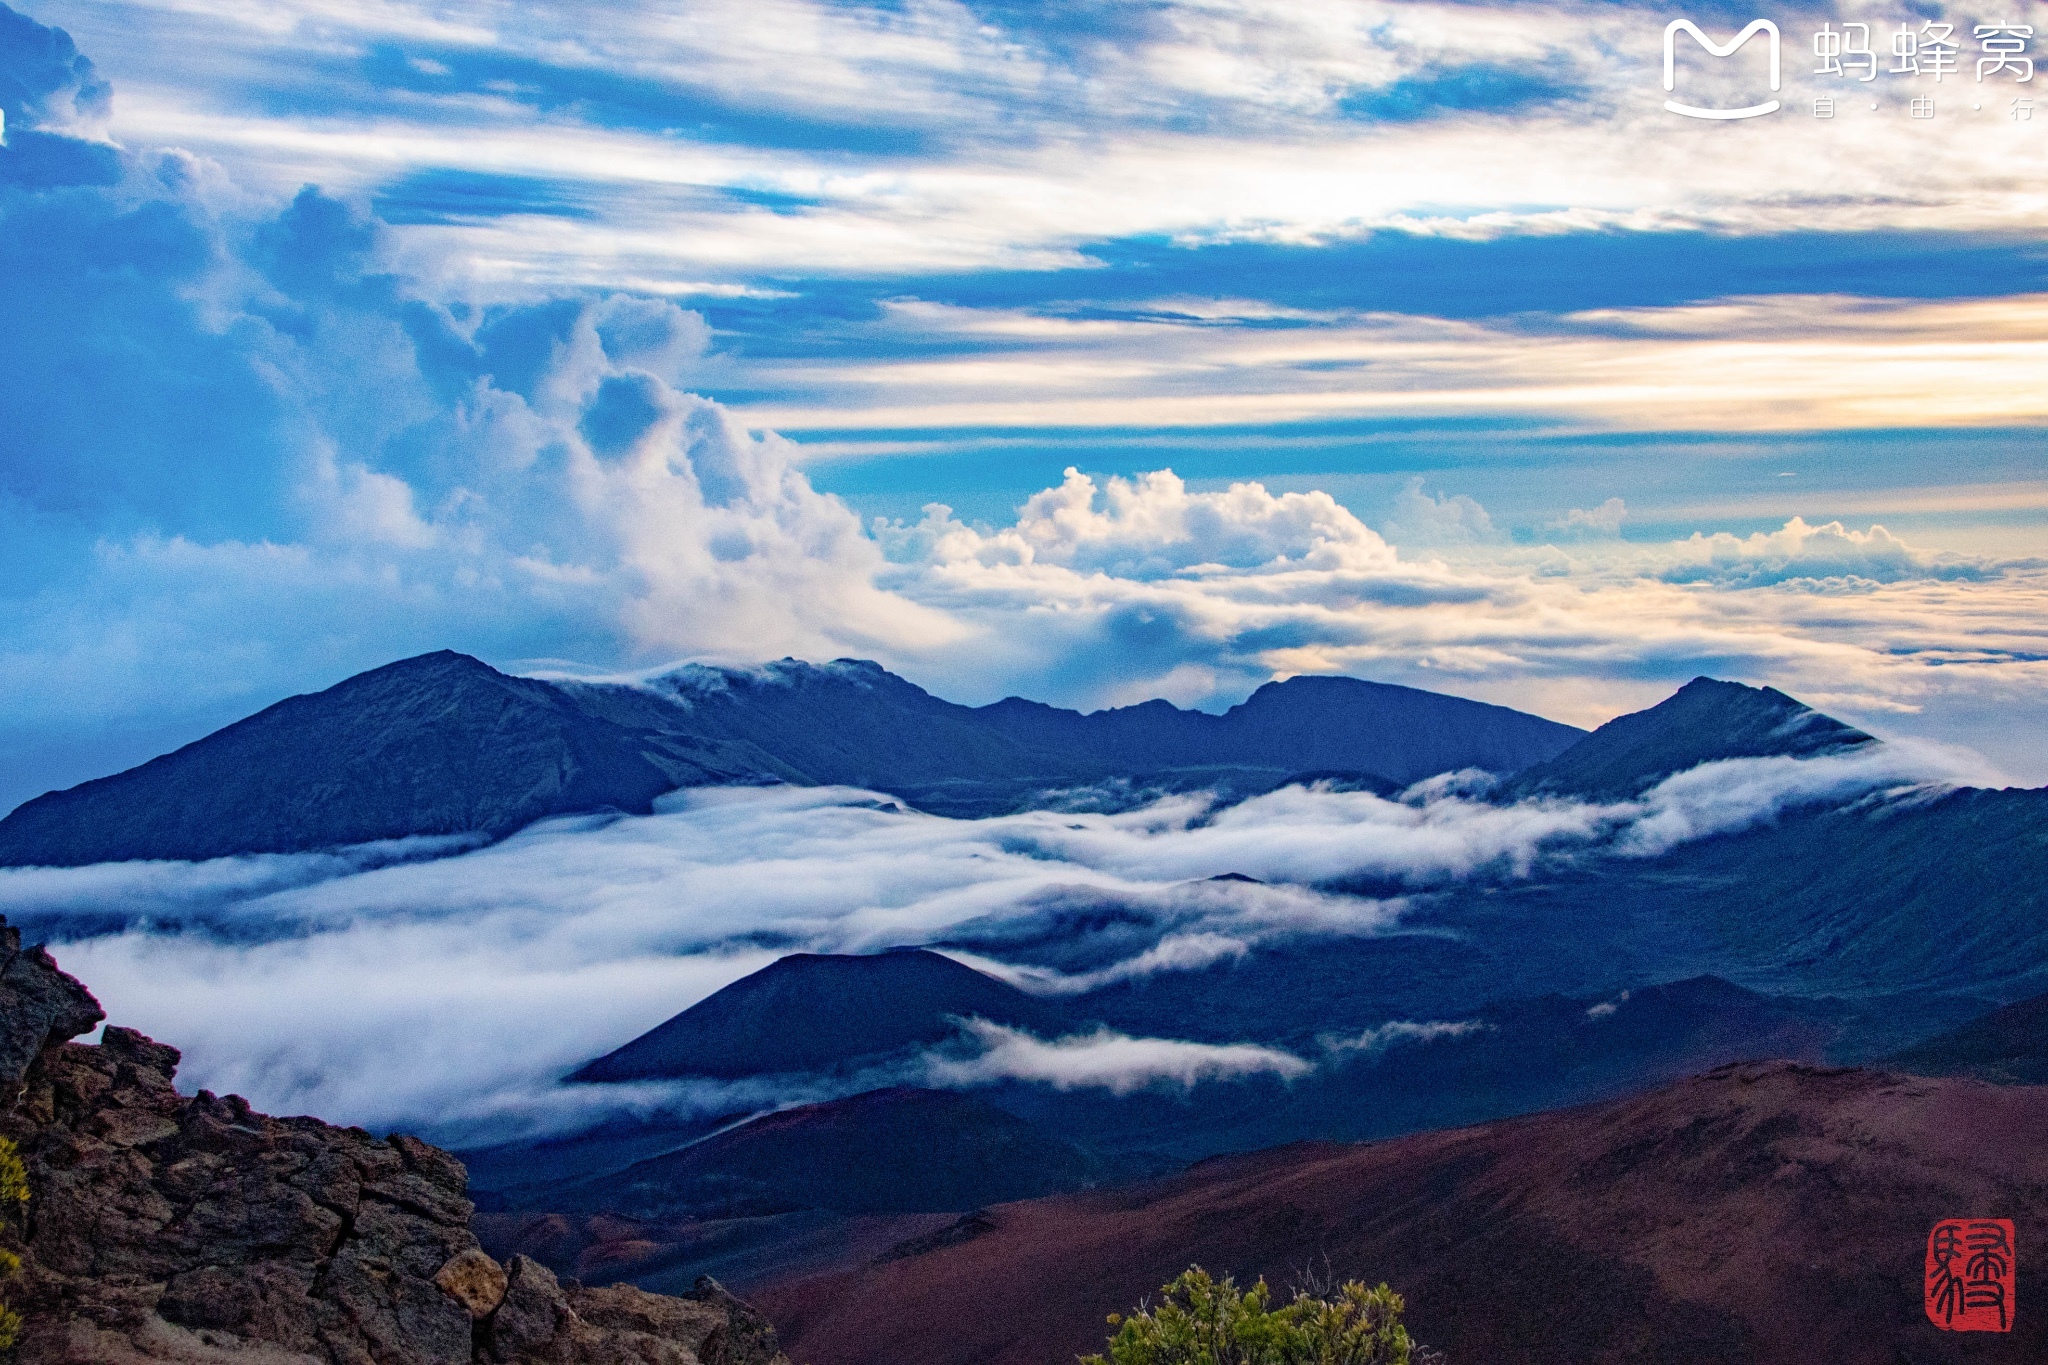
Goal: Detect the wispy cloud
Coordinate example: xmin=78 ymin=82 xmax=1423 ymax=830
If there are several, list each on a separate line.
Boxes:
xmin=924 ymin=1019 xmax=1311 ymax=1094
xmin=734 ymin=294 xmax=2048 ymax=436
xmin=1320 ymin=1018 xmax=1489 ymax=1055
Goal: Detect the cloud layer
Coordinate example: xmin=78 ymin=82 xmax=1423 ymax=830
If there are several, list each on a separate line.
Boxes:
xmin=8 ymin=739 xmax=1985 ymax=1141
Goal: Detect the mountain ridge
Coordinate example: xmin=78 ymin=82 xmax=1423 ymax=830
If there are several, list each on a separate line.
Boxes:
xmin=1510 ymin=675 xmax=1876 ymax=801
xmin=0 ymin=651 xmax=1587 ymax=866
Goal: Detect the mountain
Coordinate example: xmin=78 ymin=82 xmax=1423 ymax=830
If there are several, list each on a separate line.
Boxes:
xmin=0 ymin=652 xmax=690 ymax=866
xmin=572 ymin=950 xmax=1069 ymax=1083
xmin=0 ymin=651 xmax=1585 ymax=866
xmin=0 ymin=920 xmax=791 ymax=1365
xmin=561 ymin=1087 xmax=1108 ymax=1219
xmin=1510 ymin=676 xmax=1875 ymax=801
xmin=753 ymin=1061 xmax=2048 ymax=1365
xmin=466 ymin=973 xmax=1845 ymax=1295
xmin=1885 ymin=989 xmax=2048 ymax=1084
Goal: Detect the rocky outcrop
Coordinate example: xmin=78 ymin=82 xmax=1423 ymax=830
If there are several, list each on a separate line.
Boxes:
xmin=0 ymin=922 xmax=789 ymax=1365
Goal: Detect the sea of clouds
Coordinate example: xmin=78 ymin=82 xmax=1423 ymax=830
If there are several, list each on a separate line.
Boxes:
xmin=0 ymin=736 xmax=1990 ymax=1144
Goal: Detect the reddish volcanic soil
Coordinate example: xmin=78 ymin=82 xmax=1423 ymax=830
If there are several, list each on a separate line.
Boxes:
xmin=754 ymin=1063 xmax=2048 ymax=1365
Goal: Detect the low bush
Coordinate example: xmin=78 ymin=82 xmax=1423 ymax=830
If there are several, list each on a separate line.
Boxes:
xmin=1082 ymin=1265 xmax=1432 ymax=1365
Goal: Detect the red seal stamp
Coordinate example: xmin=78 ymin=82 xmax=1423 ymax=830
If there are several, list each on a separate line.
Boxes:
xmin=1925 ymin=1218 xmax=2015 ymax=1332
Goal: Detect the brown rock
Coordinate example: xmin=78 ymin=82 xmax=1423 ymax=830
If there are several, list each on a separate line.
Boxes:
xmin=488 ymin=1255 xmax=573 ymax=1362
xmin=0 ymin=919 xmax=790 ymax=1365
xmin=436 ymin=1248 xmax=510 ymax=1318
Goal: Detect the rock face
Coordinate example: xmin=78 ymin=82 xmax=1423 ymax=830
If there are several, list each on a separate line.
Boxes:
xmin=0 ymin=922 xmax=789 ymax=1365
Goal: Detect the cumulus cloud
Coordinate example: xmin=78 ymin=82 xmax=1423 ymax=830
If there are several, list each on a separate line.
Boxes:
xmin=883 ymin=467 xmax=1399 ymax=579
xmin=1382 ymin=477 xmax=1504 ymax=548
xmin=1656 ymin=518 xmax=1997 ymax=588
xmin=1547 ymin=498 xmax=1626 ymax=540
xmin=924 ymin=1020 xmax=1311 ymax=1094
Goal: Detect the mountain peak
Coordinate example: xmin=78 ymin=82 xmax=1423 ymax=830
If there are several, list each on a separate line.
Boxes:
xmin=570 ymin=950 xmax=1068 ymax=1083
xmin=1511 ymin=677 xmax=1874 ymax=801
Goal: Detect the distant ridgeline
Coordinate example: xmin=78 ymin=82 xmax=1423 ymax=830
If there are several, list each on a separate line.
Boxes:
xmin=0 ymin=650 xmax=1589 ymax=866
xmin=0 ymin=649 xmax=2004 ymax=874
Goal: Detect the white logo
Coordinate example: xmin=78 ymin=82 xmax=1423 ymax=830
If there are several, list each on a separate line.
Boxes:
xmin=1665 ymin=19 xmax=1783 ymax=118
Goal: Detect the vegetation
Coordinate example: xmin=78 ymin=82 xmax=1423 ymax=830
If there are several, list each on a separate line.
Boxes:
xmin=0 ymin=1135 xmax=24 ymax=1350
xmin=1082 ymin=1265 xmax=1429 ymax=1365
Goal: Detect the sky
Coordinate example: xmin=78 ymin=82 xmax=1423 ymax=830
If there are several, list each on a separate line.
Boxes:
xmin=4 ymin=0 xmax=2048 ymax=810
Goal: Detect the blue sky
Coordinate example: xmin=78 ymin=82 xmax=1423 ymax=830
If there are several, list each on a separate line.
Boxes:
xmin=3 ymin=0 xmax=2047 ymax=809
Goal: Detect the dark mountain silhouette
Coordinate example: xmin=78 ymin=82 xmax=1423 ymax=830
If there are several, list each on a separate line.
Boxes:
xmin=0 ymin=651 xmax=692 ymax=867
xmin=563 ymin=1087 xmax=1106 ymax=1218
xmin=0 ymin=651 xmax=1585 ymax=866
xmin=1885 ymin=989 xmax=2048 ymax=1084
xmin=1511 ymin=676 xmax=1875 ymax=801
xmin=753 ymin=1062 xmax=2048 ymax=1365
xmin=572 ymin=950 xmax=1068 ymax=1083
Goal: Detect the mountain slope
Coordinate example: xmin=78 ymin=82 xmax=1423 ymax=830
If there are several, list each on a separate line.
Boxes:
xmin=1511 ymin=676 xmax=1875 ymax=801
xmin=1885 ymin=989 xmax=2048 ymax=1084
xmin=566 ymin=1087 xmax=1106 ymax=1218
xmin=0 ymin=652 xmax=1585 ymax=866
xmin=572 ymin=950 xmax=1068 ymax=1083
xmin=0 ymin=652 xmax=690 ymax=867
xmin=754 ymin=1062 xmax=2048 ymax=1365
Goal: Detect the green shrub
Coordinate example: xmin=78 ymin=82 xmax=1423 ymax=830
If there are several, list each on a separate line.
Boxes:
xmin=0 ymin=1135 xmax=25 ymax=1351
xmin=1082 ymin=1265 xmax=1422 ymax=1365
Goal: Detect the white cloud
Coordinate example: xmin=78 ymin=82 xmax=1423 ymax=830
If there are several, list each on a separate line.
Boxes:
xmin=944 ymin=932 xmax=1253 ymax=996
xmin=1383 ymin=476 xmax=1504 ymax=547
xmin=923 ymin=1019 xmax=1311 ymax=1094
xmin=736 ymin=294 xmax=2048 ymax=437
xmin=1655 ymin=517 xmax=1996 ymax=587
xmin=1320 ymin=1018 xmax=1488 ymax=1054
xmin=1616 ymin=740 xmax=2008 ymax=856
xmin=879 ymin=466 xmax=1399 ymax=578
xmin=1548 ymin=498 xmax=1625 ymax=540
xmin=13 ymin=736 xmax=1987 ymax=1139
xmin=71 ymin=0 xmax=2048 ymax=286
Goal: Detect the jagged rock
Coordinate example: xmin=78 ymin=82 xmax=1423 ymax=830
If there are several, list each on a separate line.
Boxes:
xmin=0 ymin=925 xmax=105 ymax=1090
xmin=0 ymin=920 xmax=789 ymax=1365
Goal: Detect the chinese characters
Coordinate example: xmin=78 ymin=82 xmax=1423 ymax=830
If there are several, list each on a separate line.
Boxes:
xmin=1816 ymin=20 xmax=2034 ymax=83
xmin=1925 ymin=1218 xmax=2015 ymax=1333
